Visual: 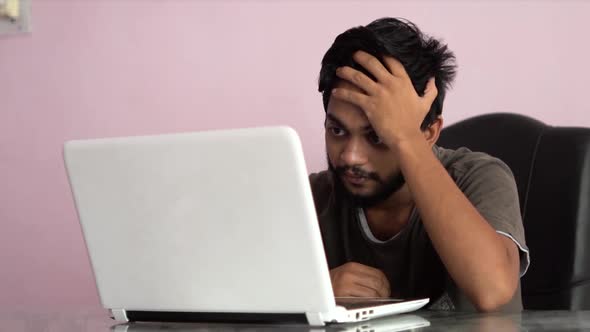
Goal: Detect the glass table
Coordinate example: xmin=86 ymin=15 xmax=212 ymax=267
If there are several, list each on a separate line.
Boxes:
xmin=3 ymin=308 xmax=590 ymax=331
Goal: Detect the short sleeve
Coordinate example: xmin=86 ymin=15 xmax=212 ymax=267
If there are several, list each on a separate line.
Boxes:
xmin=450 ymin=157 xmax=530 ymax=277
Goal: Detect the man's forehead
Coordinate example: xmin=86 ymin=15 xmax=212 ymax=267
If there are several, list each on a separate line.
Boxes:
xmin=326 ymin=109 xmax=372 ymax=131
xmin=326 ymin=79 xmax=374 ymax=129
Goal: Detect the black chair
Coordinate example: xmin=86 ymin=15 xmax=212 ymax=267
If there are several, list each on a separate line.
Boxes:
xmin=438 ymin=113 xmax=590 ymax=310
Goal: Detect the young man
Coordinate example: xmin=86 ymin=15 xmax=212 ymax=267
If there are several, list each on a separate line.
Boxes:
xmin=310 ymin=17 xmax=529 ymax=312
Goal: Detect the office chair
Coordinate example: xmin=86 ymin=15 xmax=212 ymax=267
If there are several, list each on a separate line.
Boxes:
xmin=437 ymin=113 xmax=590 ymax=310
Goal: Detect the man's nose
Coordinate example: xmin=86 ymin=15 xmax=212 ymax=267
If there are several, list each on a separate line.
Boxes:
xmin=340 ymin=137 xmax=368 ymax=166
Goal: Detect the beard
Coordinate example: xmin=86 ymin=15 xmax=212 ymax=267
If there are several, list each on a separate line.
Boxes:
xmin=328 ymin=157 xmax=406 ymax=208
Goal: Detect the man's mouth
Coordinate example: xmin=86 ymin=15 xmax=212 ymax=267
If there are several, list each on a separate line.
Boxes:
xmin=342 ymin=171 xmax=368 ymax=185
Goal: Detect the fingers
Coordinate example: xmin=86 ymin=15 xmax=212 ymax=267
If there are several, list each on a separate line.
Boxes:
xmin=382 ymin=56 xmax=411 ymax=80
xmin=335 ymin=51 xmax=407 ymax=93
xmin=330 ymin=262 xmax=391 ymax=298
xmin=333 ymin=278 xmax=384 ymax=298
xmin=352 ymin=50 xmax=392 ymax=83
xmin=355 ymin=268 xmax=391 ymax=298
xmin=335 ymin=66 xmax=379 ymax=95
xmin=331 ymin=87 xmax=371 ymax=110
xmin=347 ymin=283 xmax=382 ymax=298
xmin=352 ymin=268 xmax=390 ymax=298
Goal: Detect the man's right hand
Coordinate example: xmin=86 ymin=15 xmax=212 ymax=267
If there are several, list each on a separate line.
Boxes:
xmin=329 ymin=262 xmax=391 ymax=298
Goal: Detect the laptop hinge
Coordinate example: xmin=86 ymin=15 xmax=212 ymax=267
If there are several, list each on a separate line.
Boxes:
xmin=110 ymin=309 xmax=129 ymax=322
xmin=305 ymin=312 xmax=326 ymax=326
xmin=312 ymin=307 xmax=350 ymax=325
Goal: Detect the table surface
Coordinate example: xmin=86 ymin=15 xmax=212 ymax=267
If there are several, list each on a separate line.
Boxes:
xmin=3 ymin=309 xmax=590 ymax=332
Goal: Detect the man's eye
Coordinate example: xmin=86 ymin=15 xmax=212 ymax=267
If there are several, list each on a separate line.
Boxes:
xmin=329 ymin=127 xmax=346 ymax=136
xmin=367 ymin=131 xmax=383 ymax=145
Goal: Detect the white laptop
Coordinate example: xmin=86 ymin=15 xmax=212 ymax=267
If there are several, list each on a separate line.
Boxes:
xmin=63 ymin=126 xmax=429 ymax=326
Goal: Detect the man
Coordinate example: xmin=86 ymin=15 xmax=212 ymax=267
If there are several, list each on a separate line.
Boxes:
xmin=310 ymin=17 xmax=529 ymax=312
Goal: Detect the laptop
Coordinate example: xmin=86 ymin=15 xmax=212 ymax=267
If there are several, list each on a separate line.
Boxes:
xmin=64 ymin=126 xmax=429 ymax=326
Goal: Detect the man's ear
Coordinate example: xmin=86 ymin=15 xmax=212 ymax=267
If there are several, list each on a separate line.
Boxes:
xmin=422 ymin=116 xmax=443 ymax=147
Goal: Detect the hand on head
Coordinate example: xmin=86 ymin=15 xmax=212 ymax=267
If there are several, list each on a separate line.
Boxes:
xmin=332 ymin=50 xmax=438 ymax=149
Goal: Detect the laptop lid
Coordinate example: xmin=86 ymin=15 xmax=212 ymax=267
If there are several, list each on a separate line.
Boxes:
xmin=64 ymin=126 xmax=336 ymax=316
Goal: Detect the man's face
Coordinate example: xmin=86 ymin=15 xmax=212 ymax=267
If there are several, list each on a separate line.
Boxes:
xmin=325 ymin=80 xmax=405 ymax=207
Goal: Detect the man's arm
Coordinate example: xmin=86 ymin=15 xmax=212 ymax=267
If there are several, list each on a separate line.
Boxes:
xmin=393 ymin=135 xmax=520 ymax=311
xmin=331 ymin=50 xmax=521 ymax=311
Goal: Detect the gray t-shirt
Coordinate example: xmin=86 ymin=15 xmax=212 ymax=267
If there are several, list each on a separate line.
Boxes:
xmin=309 ymin=145 xmax=530 ymax=312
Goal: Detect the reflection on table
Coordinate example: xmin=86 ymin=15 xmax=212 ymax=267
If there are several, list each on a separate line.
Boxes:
xmin=114 ymin=314 xmax=429 ymax=332
xmin=3 ymin=309 xmax=590 ymax=331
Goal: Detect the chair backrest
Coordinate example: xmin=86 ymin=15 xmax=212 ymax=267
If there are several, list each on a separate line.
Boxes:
xmin=438 ymin=113 xmax=590 ymax=310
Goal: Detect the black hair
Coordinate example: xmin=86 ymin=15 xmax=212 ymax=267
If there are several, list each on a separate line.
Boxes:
xmin=318 ymin=17 xmax=457 ymax=130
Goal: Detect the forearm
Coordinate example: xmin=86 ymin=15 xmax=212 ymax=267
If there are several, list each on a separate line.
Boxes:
xmin=392 ymin=135 xmax=517 ymax=311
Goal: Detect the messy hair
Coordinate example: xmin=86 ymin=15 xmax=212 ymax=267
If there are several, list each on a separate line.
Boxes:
xmin=318 ymin=17 xmax=457 ymax=130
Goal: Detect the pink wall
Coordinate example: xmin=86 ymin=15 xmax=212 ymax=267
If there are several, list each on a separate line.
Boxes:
xmin=1 ymin=0 xmax=589 ymax=309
